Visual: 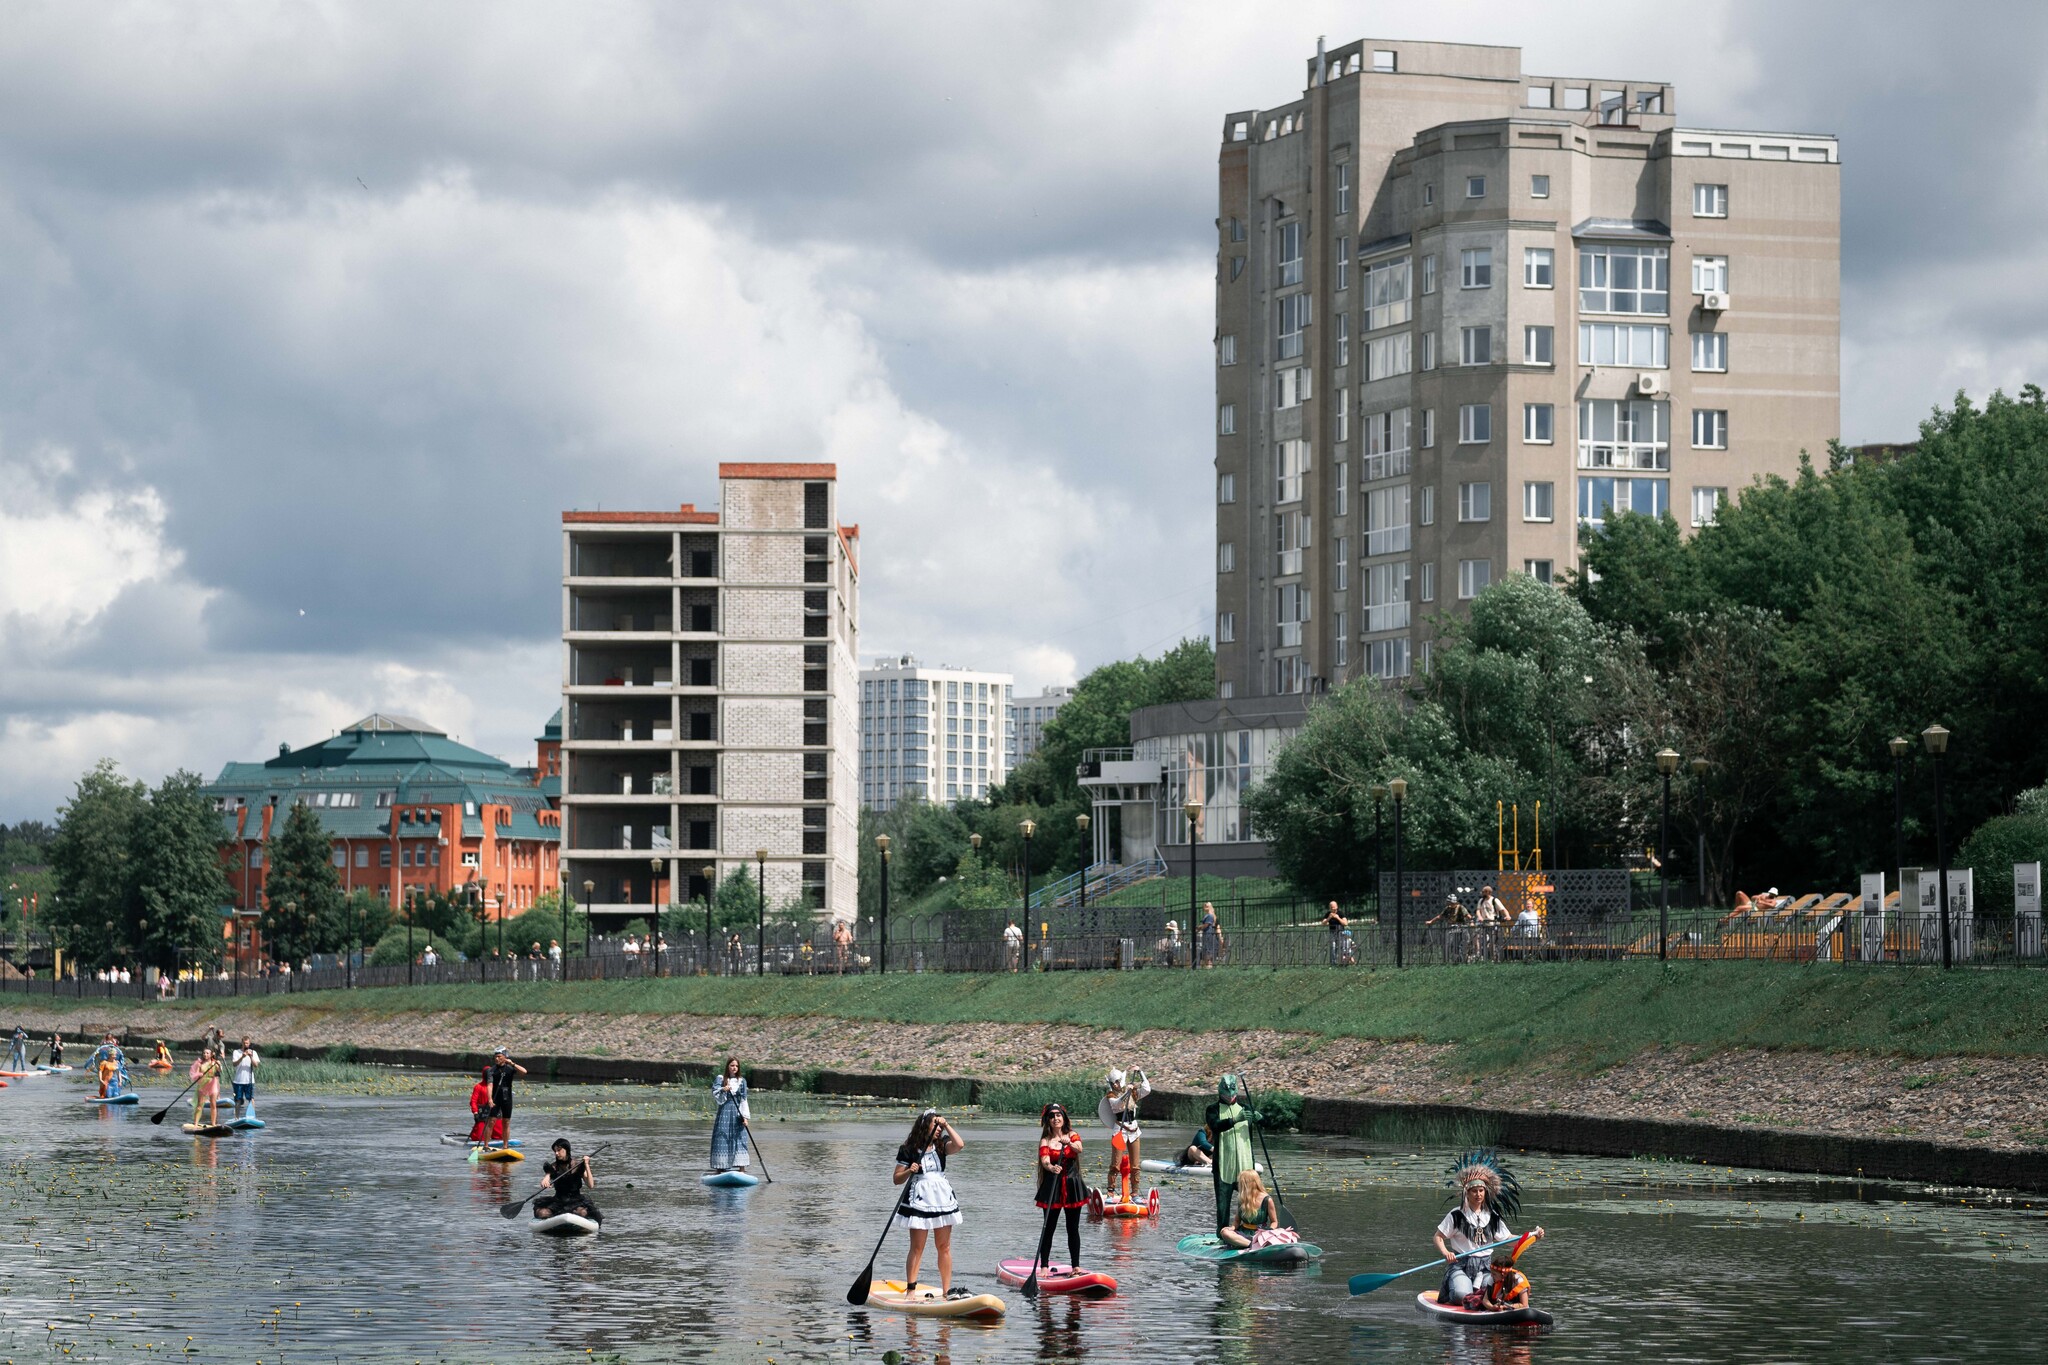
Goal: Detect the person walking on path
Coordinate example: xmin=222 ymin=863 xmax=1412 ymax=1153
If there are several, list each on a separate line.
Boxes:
xmin=1002 ymin=918 xmax=1023 ymax=972
xmin=709 ymin=1057 xmax=752 ymax=1174
xmin=893 ymin=1109 xmax=967 ymax=1299
xmin=1203 ymin=1074 xmax=1258 ymax=1235
xmin=1033 ymin=1103 xmax=1088 ymax=1272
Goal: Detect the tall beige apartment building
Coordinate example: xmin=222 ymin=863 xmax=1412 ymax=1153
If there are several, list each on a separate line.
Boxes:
xmin=560 ymin=464 xmax=860 ymax=927
xmin=1214 ymin=38 xmax=1839 ymax=697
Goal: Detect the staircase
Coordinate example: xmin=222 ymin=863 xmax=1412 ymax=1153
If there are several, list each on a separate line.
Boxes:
xmin=1026 ymin=856 xmax=1168 ymax=912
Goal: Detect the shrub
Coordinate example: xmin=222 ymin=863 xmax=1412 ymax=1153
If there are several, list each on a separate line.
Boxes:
xmin=367 ymin=927 xmax=464 ymax=968
xmin=1959 ymin=813 xmax=2048 ymax=920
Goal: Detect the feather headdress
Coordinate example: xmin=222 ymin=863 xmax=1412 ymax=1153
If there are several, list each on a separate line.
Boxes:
xmin=1445 ymin=1148 xmax=1522 ymax=1221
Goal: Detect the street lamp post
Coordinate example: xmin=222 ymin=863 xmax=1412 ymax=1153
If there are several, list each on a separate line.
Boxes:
xmin=406 ymin=890 xmax=416 ymax=986
xmin=1923 ymin=724 xmax=1952 ymax=970
xmin=582 ymin=879 xmax=595 ymax=962
xmin=876 ymin=836 xmax=891 ymax=975
xmin=702 ymin=865 xmax=718 ymax=975
xmin=755 ymin=848 xmax=768 ymax=977
xmin=1183 ymin=800 xmax=1201 ymax=972
xmin=1388 ymin=780 xmax=1408 ymax=967
xmin=1076 ymin=813 xmax=1091 ymax=909
xmin=1888 ymin=736 xmax=1909 ymax=885
xmin=1370 ymin=784 xmax=1387 ymax=921
xmin=1656 ymin=748 xmax=1680 ymax=961
xmin=650 ymin=857 xmax=665 ymax=978
xmin=1019 ymin=820 xmax=1037 ymax=970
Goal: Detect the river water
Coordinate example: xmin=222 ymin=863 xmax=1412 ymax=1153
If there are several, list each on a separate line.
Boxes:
xmin=0 ymin=1067 xmax=2041 ymax=1363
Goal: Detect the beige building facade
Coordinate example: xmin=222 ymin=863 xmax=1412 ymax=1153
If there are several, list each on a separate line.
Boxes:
xmin=1214 ymin=38 xmax=1839 ymax=697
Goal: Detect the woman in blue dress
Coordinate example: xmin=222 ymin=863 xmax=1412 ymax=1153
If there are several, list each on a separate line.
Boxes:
xmin=710 ymin=1056 xmax=752 ymax=1173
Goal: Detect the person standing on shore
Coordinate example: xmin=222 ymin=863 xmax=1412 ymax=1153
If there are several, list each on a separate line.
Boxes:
xmin=1199 ymin=902 xmax=1223 ymax=968
xmin=1203 ymin=1074 xmax=1257 ymax=1236
xmin=487 ymin=1049 xmax=527 ymax=1150
xmin=893 ymin=1109 xmax=967 ymax=1299
xmin=709 ymin=1057 xmax=751 ymax=1174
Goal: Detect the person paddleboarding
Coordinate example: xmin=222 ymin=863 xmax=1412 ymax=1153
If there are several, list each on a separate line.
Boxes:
xmin=710 ymin=1057 xmax=752 ymax=1174
xmin=48 ymin=1032 xmax=65 ymax=1068
xmin=466 ymin=1066 xmax=496 ymax=1143
xmin=892 ymin=1109 xmax=967 ymax=1300
xmin=1202 ymin=1074 xmax=1258 ymax=1237
xmin=6 ymin=1025 xmax=27 ymax=1072
xmin=188 ymin=1047 xmax=224 ymax=1128
xmin=1435 ymin=1151 xmax=1543 ymax=1308
xmin=485 ymin=1049 xmax=527 ymax=1150
xmin=1095 ymin=1068 xmax=1150 ymax=1205
xmin=90 ymin=1035 xmax=130 ymax=1098
xmin=1033 ymin=1103 xmax=1088 ymax=1273
xmin=229 ymin=1037 xmax=261 ymax=1120
xmin=534 ymin=1139 xmax=601 ymax=1225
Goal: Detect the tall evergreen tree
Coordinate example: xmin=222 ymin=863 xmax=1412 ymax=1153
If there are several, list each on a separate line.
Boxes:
xmin=261 ymin=803 xmax=344 ymax=965
xmin=130 ymin=771 xmax=235 ymax=972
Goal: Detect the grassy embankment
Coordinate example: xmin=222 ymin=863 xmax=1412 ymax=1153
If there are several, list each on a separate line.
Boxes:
xmin=131 ymin=962 xmax=2048 ymax=1073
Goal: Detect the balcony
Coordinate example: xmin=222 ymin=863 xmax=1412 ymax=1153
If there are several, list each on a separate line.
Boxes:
xmin=1366 ymin=525 xmax=1412 ymax=557
xmin=1363 ymin=448 xmax=1412 ymax=482
xmin=1578 ymin=442 xmax=1670 ymax=472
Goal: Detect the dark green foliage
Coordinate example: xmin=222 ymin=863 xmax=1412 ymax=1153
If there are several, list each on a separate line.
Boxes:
xmin=367 ymin=926 xmax=464 ymax=967
xmin=47 ymin=762 xmax=232 ymax=970
xmin=1248 ymin=1087 xmax=1305 ymax=1132
xmin=261 ymin=803 xmax=345 ymax=965
xmin=130 ymin=771 xmax=234 ymax=972
xmin=46 ymin=761 xmax=148 ymax=967
xmin=1959 ymin=814 xmax=2048 ymax=921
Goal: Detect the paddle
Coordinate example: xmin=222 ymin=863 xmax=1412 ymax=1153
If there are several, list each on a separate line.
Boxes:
xmin=740 ymin=1120 xmax=773 ymax=1184
xmin=498 ymin=1144 xmax=611 ymax=1218
xmin=846 ymin=1181 xmax=913 ymax=1305
xmin=1246 ymin=1083 xmax=1299 ymax=1232
xmin=1021 ymin=1200 xmax=1061 ymax=1301
xmin=149 ymin=1068 xmax=207 ymax=1125
xmin=1346 ymin=1234 xmax=1523 ymax=1297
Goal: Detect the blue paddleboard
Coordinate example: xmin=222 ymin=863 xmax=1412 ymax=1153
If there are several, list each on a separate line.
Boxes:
xmin=228 ymin=1115 xmax=266 ymax=1130
xmin=88 ymin=1093 xmax=140 ymax=1106
xmin=700 ymin=1170 xmax=760 ymax=1188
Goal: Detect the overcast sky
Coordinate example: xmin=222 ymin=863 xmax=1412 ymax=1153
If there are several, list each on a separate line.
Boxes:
xmin=3 ymin=0 xmax=2044 ymax=821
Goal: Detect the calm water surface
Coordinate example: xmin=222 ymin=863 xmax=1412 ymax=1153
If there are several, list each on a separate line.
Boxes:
xmin=0 ymin=1067 xmax=2041 ymax=1363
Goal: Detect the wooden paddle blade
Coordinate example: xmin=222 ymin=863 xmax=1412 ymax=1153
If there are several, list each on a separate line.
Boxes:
xmin=1348 ymin=1271 xmax=1400 ymax=1296
xmin=846 ymin=1265 xmax=875 ymax=1305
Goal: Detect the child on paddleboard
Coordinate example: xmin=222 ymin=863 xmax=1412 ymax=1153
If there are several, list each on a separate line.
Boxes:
xmin=1484 ymin=1251 xmax=1532 ymax=1310
xmin=467 ymin=1067 xmax=495 ymax=1143
xmin=1436 ymin=1151 xmax=1543 ymax=1308
xmin=1033 ymin=1103 xmax=1088 ymax=1272
xmin=892 ymin=1109 xmax=967 ymax=1300
xmin=49 ymin=1032 xmax=64 ymax=1067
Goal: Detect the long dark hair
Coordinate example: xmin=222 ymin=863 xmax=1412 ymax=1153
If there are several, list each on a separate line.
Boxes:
xmin=1039 ymin=1103 xmax=1071 ymax=1140
xmin=902 ymin=1110 xmax=942 ymax=1156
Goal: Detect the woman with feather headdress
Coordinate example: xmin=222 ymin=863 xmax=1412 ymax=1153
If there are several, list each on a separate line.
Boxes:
xmin=1434 ymin=1151 xmax=1544 ymax=1307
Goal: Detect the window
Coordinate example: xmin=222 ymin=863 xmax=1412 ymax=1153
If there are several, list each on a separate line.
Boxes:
xmin=1366 ymin=561 xmax=1411 ymax=632
xmin=1421 ymin=409 xmax=1436 ymax=448
xmin=1229 ymin=217 xmax=1246 ymax=243
xmin=1692 ymin=183 xmax=1729 ymax=218
xmin=1524 ymin=559 xmax=1554 ymax=584
xmin=1579 ymin=399 xmax=1671 ymax=470
xmin=1336 ymin=389 xmax=1350 ymax=443
xmin=1460 ymin=247 xmax=1493 ymax=288
xmin=1458 ymin=403 xmax=1492 ymax=444
xmin=1524 ymin=326 xmax=1554 ymax=365
xmin=1562 ymin=87 xmax=1589 ymax=110
xmin=1363 ymin=258 xmax=1412 ymax=329
xmin=1579 ymin=244 xmax=1670 ymax=314
xmin=1366 ymin=637 xmax=1411 ymax=679
xmin=331 ymin=846 xmax=345 ymax=867
xmin=1218 ymin=611 xmax=1236 ymax=643
xmin=1421 ymin=253 xmax=1437 ymax=294
xmin=1372 ymin=48 xmax=1396 ymax=72
xmin=1523 ymin=403 xmax=1554 ymax=443
xmin=1219 ymin=680 xmax=1234 ymax=699
xmin=1458 ymin=481 xmax=1493 ymax=522
xmin=1219 ymin=334 xmax=1238 ymax=366
xmin=1418 ymin=485 xmax=1436 ymax=525
xmin=1420 ymin=561 xmax=1437 ymax=601
xmin=1524 ymin=480 xmax=1555 ymax=521
xmin=1692 ymin=409 xmax=1729 ymax=449
xmin=1335 ymin=162 xmax=1352 ymax=214
xmin=1218 ymin=403 xmax=1237 ymax=435
xmin=1577 ymin=475 xmax=1670 ymax=525
xmin=1230 ymin=256 xmax=1245 ymax=280
xmin=1275 ymin=366 xmax=1312 ymax=408
xmin=1366 ymin=332 xmax=1412 ymax=381
xmin=1336 ymin=617 xmax=1348 ymax=668
xmin=1526 ymin=86 xmax=1553 ymax=109
xmin=1218 ymin=472 xmax=1237 ymax=504
xmin=1524 ymin=247 xmax=1554 ymax=288
xmin=1335 ymin=537 xmax=1348 ymax=591
xmin=1459 ymin=326 xmax=1492 ymax=366
xmin=1692 ymin=255 xmax=1729 ymax=294
xmin=1275 ymin=582 xmax=1308 ymax=648
xmin=1335 ymin=238 xmax=1350 ymax=291
xmin=1530 ymin=174 xmax=1551 ymax=199
xmin=1276 ymin=221 xmax=1303 ymax=287
xmin=1578 ymin=322 xmax=1670 ymax=368
xmin=1691 ymin=331 xmax=1728 ymax=372
xmin=376 ymin=846 xmax=389 ymax=868
xmin=1275 ymin=439 xmax=1309 ymax=503
xmin=1420 ymin=331 xmax=1437 ymax=370
xmin=1336 ymin=314 xmax=1350 ymax=368
xmin=1363 ymin=407 xmax=1412 ymax=479
xmin=1466 ymin=175 xmax=1486 ymax=199
xmin=1218 ymin=541 xmax=1236 ymax=572
xmin=1458 ymin=559 xmax=1492 ymax=599
xmin=1691 ymin=486 xmax=1727 ymax=527
xmin=354 ymin=846 xmax=368 ymax=867
xmin=1599 ymin=90 xmax=1626 ymax=124
xmin=1365 ymin=484 xmax=1411 ymax=555
xmin=1423 ymin=183 xmax=1435 ymax=206
xmin=1276 ymin=293 xmax=1311 ymax=359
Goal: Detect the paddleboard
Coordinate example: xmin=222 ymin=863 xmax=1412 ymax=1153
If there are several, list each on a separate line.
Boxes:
xmin=149 ymin=1061 xmax=174 ymax=1071
xmin=1088 ymin=1188 xmax=1160 ymax=1219
xmin=1417 ymin=1290 xmax=1554 ymax=1327
xmin=181 ymin=1122 xmax=236 ymax=1137
xmin=995 ymin=1259 xmax=1116 ymax=1297
xmin=864 ymin=1281 xmax=1006 ymax=1320
xmin=699 ymin=1170 xmax=760 ymax=1188
xmin=531 ymin=1211 xmax=602 ymax=1237
xmin=441 ymin=1134 xmax=521 ymax=1147
xmin=1175 ymin=1233 xmax=1322 ymax=1265
xmin=88 ymin=1093 xmax=140 ymax=1106
xmin=471 ymin=1147 xmax=524 ymax=1163
xmin=35 ymin=1064 xmax=74 ymax=1072
xmin=1142 ymin=1159 xmax=1261 ymax=1176
xmin=0 ymin=1070 xmax=35 ymax=1078
xmin=227 ymin=1115 xmax=266 ymax=1130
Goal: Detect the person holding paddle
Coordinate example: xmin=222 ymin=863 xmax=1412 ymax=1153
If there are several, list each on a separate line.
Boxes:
xmin=188 ymin=1047 xmax=224 ymax=1128
xmin=485 ymin=1049 xmax=527 ymax=1150
xmin=1203 ymin=1074 xmax=1258 ymax=1235
xmin=533 ymin=1139 xmax=601 ymax=1224
xmin=1436 ymin=1151 xmax=1542 ymax=1308
xmin=90 ymin=1035 xmax=129 ymax=1098
xmin=48 ymin=1032 xmax=64 ymax=1068
xmin=1095 ymin=1068 xmax=1149 ymax=1205
xmin=709 ymin=1057 xmax=752 ymax=1174
xmin=892 ymin=1109 xmax=966 ymax=1300
xmin=7 ymin=1025 xmax=26 ymax=1072
xmin=1032 ymin=1103 xmax=1088 ymax=1273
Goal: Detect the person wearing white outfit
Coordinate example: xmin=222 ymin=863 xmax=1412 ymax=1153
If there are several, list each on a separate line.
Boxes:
xmin=892 ymin=1109 xmax=967 ymax=1299
xmin=1096 ymin=1067 xmax=1151 ymax=1204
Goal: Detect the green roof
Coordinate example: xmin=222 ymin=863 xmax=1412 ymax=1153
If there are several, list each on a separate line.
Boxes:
xmin=539 ymin=708 xmax=562 ymax=742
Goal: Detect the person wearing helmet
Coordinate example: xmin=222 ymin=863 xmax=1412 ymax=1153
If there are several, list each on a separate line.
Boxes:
xmin=1202 ymin=1074 xmax=1258 ymax=1234
xmin=1096 ymin=1067 xmax=1151 ymax=1205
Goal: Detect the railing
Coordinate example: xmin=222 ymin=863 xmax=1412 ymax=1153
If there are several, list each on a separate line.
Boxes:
xmin=1025 ymin=856 xmax=1168 ymax=912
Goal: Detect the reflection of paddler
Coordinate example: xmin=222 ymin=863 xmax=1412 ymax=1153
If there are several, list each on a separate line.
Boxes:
xmin=1202 ymin=1074 xmax=1257 ymax=1232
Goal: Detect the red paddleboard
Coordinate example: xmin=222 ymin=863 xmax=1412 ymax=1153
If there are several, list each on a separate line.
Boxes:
xmin=1088 ymin=1187 xmax=1160 ymax=1218
xmin=995 ymin=1259 xmax=1116 ymax=1297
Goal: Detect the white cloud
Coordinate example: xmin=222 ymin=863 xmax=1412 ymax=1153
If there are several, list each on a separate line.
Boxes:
xmin=0 ymin=451 xmax=182 ymax=648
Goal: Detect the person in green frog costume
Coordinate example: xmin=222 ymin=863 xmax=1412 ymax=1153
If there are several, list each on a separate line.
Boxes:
xmin=1202 ymin=1073 xmax=1260 ymax=1234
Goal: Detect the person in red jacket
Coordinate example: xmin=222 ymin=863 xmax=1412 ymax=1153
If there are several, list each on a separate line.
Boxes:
xmin=1033 ymin=1103 xmax=1088 ymax=1272
xmin=467 ymin=1067 xmax=495 ymax=1143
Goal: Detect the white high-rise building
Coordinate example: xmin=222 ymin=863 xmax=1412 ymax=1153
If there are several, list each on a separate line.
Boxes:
xmin=1007 ymin=685 xmax=1073 ymax=765
xmin=859 ymin=656 xmax=1013 ymax=810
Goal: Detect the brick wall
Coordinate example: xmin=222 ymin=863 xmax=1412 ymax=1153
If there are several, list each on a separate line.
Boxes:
xmin=722 ymin=532 xmax=802 ymax=585
xmin=722 ymin=697 xmax=803 ymax=748
xmin=723 ymin=587 xmax=802 ymax=640
xmin=723 ymin=641 xmax=803 ymax=694
xmin=722 ymin=805 xmax=802 ymax=858
xmin=721 ymin=750 xmax=803 ymax=802
xmin=721 ymin=480 xmax=805 ymax=532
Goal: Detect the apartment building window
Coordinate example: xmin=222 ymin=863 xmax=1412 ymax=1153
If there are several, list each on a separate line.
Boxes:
xmin=1526 ymin=85 xmax=1553 ymax=109
xmin=1218 ymin=402 xmax=1237 ymax=435
xmin=1418 ymin=485 xmax=1436 ymax=525
xmin=1458 ymin=481 xmax=1493 ymax=522
xmin=1423 ymin=183 xmax=1435 ymax=207
xmin=1229 ymin=217 xmax=1246 ymax=243
xmin=1421 ymin=254 xmax=1437 ymax=294
xmin=1524 ymin=403 xmax=1554 ymax=443
xmin=1579 ymin=399 xmax=1671 ymax=470
xmin=1691 ymin=331 xmax=1728 ymax=372
xmin=1692 ymin=183 xmax=1729 ymax=218
xmin=1336 ymin=617 xmax=1348 ymax=667
xmin=1466 ymin=175 xmax=1486 ymax=199
xmin=1276 ymin=293 xmax=1311 ymax=359
xmin=1277 ymin=221 xmax=1303 ymax=287
xmin=1336 ymin=389 xmax=1350 ymax=443
xmin=1420 ymin=331 xmax=1437 ymax=370
xmin=1459 ymin=326 xmax=1492 ymax=366
xmin=1692 ymin=409 xmax=1729 ymax=449
xmin=1336 ymin=315 xmax=1350 ymax=367
xmin=1336 ymin=537 xmax=1348 ymax=590
xmin=1219 ymin=541 xmax=1236 ymax=573
xmin=1579 ymin=322 xmax=1670 ymax=368
xmin=1219 ymin=334 xmax=1238 ymax=366
xmin=1366 ymin=561 xmax=1411 ymax=632
xmin=1692 ymin=255 xmax=1729 ymax=294
xmin=1218 ymin=472 xmax=1236 ymax=504
xmin=1363 ymin=407 xmax=1412 ymax=480
xmin=1278 ymin=512 xmax=1307 ymax=578
xmin=1275 ymin=439 xmax=1309 ymax=503
xmin=1524 ymin=326 xmax=1554 ymax=365
xmin=1219 ymin=680 xmax=1234 ymax=699
xmin=1419 ymin=561 xmax=1437 ymax=601
xmin=1458 ymin=559 xmax=1492 ymax=600
xmin=1335 ymin=238 xmax=1350 ymax=291
xmin=1421 ymin=409 xmax=1436 ymax=448
xmin=1230 ymin=256 xmax=1245 ymax=280
xmin=1531 ymin=174 xmax=1551 ymax=199
xmin=1334 ymin=455 xmax=1350 ymax=513
xmin=1363 ymin=258 xmax=1412 ymax=329
xmin=1366 ymin=637 xmax=1411 ymax=680
xmin=1276 ymin=366 xmax=1312 ymax=408
xmin=1460 ymin=247 xmax=1493 ymax=289
xmin=1524 ymin=480 xmax=1555 ymax=521
xmin=1218 ymin=611 xmax=1236 ymax=643
xmin=1458 ymin=403 xmax=1492 ymax=444
xmin=1335 ymin=161 xmax=1352 ymax=215
xmin=1524 ymin=559 xmax=1554 ymax=584
xmin=1365 ymin=484 xmax=1411 ymax=556
xmin=1524 ymin=247 xmax=1553 ymax=288
xmin=1578 ymin=475 xmax=1670 ymax=525
xmin=1692 ymin=486 xmax=1727 ymax=527
xmin=1579 ymin=244 xmax=1669 ymax=314
xmin=1366 ymin=332 xmax=1412 ymax=381
xmin=1276 ymin=582 xmax=1308 ymax=648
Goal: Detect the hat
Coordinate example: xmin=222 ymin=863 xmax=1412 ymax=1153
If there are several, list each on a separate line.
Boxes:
xmin=1445 ymin=1149 xmax=1522 ymax=1219
xmin=493 ymin=1047 xmax=508 ymax=1057
xmin=1107 ymin=1069 xmax=1126 ymax=1088
xmin=1766 ymin=887 xmax=1779 ymax=896
xmin=1217 ymin=1073 xmax=1242 ymax=1101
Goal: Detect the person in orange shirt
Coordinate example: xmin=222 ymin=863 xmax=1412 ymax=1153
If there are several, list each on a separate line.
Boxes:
xmin=1485 ymin=1251 xmax=1532 ymax=1310
xmin=467 ymin=1067 xmax=495 ymax=1143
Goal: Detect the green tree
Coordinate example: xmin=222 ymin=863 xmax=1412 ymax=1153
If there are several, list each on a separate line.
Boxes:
xmin=261 ymin=803 xmax=344 ymax=965
xmin=1001 ymin=637 xmax=1216 ymax=807
xmin=130 ymin=771 xmax=234 ymax=973
xmin=1958 ymin=813 xmax=2048 ymax=922
xmin=47 ymin=760 xmax=147 ymax=968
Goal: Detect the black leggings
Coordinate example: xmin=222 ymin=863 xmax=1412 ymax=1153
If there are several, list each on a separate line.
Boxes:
xmin=1035 ymin=1205 xmax=1081 ymax=1268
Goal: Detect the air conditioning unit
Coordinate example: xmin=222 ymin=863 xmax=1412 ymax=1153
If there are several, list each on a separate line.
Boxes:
xmin=1635 ymin=372 xmax=1661 ymax=395
xmin=1702 ymin=290 xmax=1730 ymax=312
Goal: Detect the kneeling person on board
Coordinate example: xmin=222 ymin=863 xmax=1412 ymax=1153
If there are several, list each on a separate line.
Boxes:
xmin=534 ymin=1140 xmax=601 ymax=1224
xmin=1436 ymin=1152 xmax=1543 ymax=1307
xmin=229 ymin=1037 xmax=260 ymax=1119
xmin=893 ymin=1109 xmax=967 ymax=1299
xmin=1096 ymin=1068 xmax=1150 ymax=1204
xmin=1483 ymin=1252 xmax=1531 ymax=1310
xmin=467 ymin=1067 xmax=496 ymax=1143
xmin=1178 ymin=1128 xmax=1215 ymax=1168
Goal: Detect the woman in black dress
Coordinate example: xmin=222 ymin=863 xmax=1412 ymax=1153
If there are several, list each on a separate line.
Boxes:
xmin=534 ymin=1139 xmax=601 ymax=1224
xmin=1033 ymin=1103 xmax=1088 ymax=1271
